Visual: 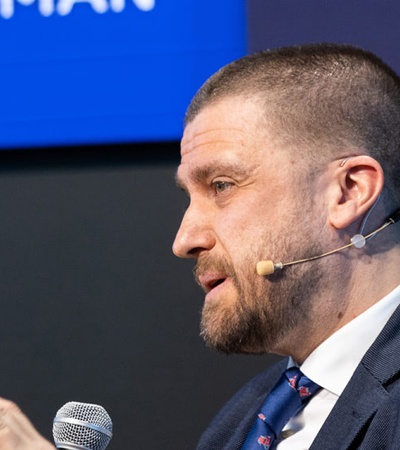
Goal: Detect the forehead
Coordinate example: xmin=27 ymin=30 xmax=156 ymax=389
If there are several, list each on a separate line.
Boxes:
xmin=177 ymin=98 xmax=271 ymax=185
xmin=181 ymin=97 xmax=264 ymax=156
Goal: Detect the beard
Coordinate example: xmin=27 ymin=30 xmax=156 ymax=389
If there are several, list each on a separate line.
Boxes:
xmin=195 ymin=230 xmax=326 ymax=356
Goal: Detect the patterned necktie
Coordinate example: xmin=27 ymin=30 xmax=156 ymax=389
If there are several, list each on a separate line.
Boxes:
xmin=241 ymin=367 xmax=320 ymax=450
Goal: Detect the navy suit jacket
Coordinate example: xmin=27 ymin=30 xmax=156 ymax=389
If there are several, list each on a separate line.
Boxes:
xmin=196 ymin=304 xmax=400 ymax=449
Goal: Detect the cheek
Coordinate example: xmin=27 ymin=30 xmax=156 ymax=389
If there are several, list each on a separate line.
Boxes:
xmin=215 ymin=206 xmax=268 ymax=250
xmin=220 ymin=227 xmax=264 ymax=268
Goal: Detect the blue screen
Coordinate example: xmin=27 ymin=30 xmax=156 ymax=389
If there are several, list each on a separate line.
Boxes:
xmin=0 ymin=0 xmax=247 ymax=148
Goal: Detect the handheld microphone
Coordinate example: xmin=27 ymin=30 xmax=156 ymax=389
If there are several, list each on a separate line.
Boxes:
xmin=256 ymin=208 xmax=400 ymax=276
xmin=53 ymin=401 xmax=113 ymax=450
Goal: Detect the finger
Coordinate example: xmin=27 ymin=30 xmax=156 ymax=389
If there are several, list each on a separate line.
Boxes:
xmin=0 ymin=399 xmax=35 ymax=438
xmin=0 ymin=398 xmax=54 ymax=448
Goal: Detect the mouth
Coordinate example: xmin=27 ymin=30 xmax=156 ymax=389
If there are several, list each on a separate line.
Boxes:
xmin=208 ymin=278 xmax=226 ymax=290
xmin=198 ymin=274 xmax=228 ymax=293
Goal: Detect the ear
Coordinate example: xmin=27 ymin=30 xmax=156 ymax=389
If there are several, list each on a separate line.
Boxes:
xmin=328 ymin=155 xmax=384 ymax=230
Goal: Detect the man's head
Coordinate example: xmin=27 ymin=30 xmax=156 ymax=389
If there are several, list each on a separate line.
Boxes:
xmin=186 ymin=43 xmax=400 ymax=207
xmin=173 ymin=44 xmax=400 ymax=362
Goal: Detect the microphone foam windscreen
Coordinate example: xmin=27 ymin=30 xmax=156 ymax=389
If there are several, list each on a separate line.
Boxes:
xmin=53 ymin=401 xmax=113 ymax=450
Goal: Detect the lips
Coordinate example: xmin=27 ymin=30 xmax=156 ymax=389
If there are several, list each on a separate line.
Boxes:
xmin=197 ymin=273 xmax=228 ymax=293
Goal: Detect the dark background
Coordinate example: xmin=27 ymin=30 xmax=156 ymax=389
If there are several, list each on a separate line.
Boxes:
xmin=2 ymin=1 xmax=400 ymax=449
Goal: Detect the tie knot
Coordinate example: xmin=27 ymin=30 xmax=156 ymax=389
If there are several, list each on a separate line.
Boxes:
xmin=284 ymin=367 xmax=320 ymax=402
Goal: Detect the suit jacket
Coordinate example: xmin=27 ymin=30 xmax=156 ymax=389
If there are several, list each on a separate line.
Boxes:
xmin=196 ymin=303 xmax=400 ymax=450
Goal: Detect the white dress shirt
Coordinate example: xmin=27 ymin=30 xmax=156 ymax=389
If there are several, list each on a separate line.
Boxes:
xmin=276 ymin=284 xmax=400 ymax=450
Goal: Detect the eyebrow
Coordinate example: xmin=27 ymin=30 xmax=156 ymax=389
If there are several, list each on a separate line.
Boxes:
xmin=175 ymin=161 xmax=250 ymax=191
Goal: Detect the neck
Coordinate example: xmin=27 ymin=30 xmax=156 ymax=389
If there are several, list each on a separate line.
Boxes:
xmin=273 ymin=242 xmax=400 ymax=364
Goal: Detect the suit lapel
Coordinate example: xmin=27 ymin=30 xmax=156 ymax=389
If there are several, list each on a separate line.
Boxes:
xmin=310 ymin=303 xmax=400 ymax=450
xmin=310 ymin=363 xmax=387 ymax=449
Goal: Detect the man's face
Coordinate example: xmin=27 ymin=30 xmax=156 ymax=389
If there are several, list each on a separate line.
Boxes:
xmin=173 ymin=97 xmax=326 ymax=356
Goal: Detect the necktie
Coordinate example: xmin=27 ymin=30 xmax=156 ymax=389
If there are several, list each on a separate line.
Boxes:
xmin=241 ymin=367 xmax=320 ymax=450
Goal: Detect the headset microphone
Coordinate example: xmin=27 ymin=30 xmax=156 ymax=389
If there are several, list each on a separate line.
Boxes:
xmin=256 ymin=208 xmax=400 ymax=276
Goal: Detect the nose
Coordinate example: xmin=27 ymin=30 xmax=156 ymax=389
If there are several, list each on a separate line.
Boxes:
xmin=172 ymin=203 xmax=216 ymax=259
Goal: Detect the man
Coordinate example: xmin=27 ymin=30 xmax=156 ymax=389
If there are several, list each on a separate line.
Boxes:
xmin=0 ymin=43 xmax=400 ymax=449
xmin=172 ymin=43 xmax=400 ymax=449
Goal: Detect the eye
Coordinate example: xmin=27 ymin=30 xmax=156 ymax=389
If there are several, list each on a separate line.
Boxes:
xmin=211 ymin=180 xmax=233 ymax=194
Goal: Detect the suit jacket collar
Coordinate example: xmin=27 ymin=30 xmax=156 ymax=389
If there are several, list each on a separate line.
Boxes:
xmin=310 ymin=302 xmax=400 ymax=449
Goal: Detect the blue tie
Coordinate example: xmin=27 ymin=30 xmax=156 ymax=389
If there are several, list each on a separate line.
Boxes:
xmin=241 ymin=367 xmax=320 ymax=450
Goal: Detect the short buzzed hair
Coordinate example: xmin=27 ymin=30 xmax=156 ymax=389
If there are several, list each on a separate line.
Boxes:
xmin=185 ymin=43 xmax=400 ymax=207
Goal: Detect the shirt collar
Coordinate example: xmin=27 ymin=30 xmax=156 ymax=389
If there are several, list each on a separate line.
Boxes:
xmin=293 ymin=284 xmax=400 ymax=396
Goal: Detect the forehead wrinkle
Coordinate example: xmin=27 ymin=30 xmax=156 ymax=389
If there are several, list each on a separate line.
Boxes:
xmin=184 ymin=127 xmax=244 ymax=140
xmin=181 ymin=127 xmax=246 ymax=155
